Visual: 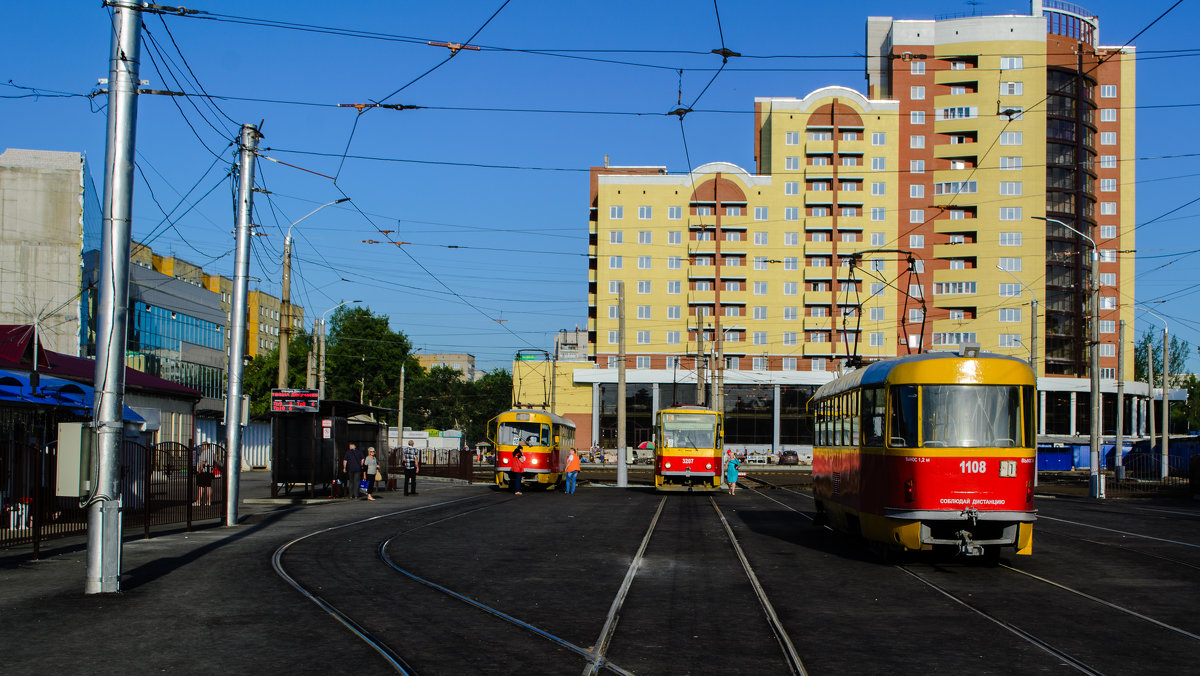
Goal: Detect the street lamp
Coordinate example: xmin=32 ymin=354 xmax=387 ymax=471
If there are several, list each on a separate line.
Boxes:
xmin=318 ymin=299 xmax=361 ymax=400
xmin=1034 ymin=215 xmax=1101 ymax=498
xmin=1133 ymin=304 xmax=1170 ymax=479
xmin=278 ymin=198 xmax=351 ymax=389
xmin=995 ymin=265 xmax=1039 ymax=376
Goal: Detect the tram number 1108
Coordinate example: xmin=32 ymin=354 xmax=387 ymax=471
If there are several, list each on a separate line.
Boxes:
xmin=959 ymin=459 xmax=1018 ymax=476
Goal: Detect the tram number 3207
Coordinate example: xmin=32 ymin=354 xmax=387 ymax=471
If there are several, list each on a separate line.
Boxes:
xmin=959 ymin=459 xmax=1018 ymax=476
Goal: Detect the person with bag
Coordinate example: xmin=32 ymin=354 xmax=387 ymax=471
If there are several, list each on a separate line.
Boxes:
xmin=362 ymin=447 xmax=379 ymax=501
xmin=402 ymin=440 xmax=420 ymax=496
xmin=510 ymin=446 xmax=526 ymax=495
xmin=343 ymin=444 xmax=365 ymax=500
xmin=563 ymin=448 xmax=581 ymax=494
xmin=725 ymin=449 xmax=742 ymax=496
xmin=194 ymin=443 xmax=215 ymax=506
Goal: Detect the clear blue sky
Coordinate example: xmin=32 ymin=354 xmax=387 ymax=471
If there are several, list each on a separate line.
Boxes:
xmin=4 ymin=1 xmax=1198 ymax=372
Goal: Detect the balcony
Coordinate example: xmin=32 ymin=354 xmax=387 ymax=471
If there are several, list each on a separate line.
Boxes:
xmin=803 ymin=316 xmax=833 ymax=331
xmin=804 ymin=267 xmax=834 ymax=281
xmin=804 ymin=240 xmax=834 ymax=256
xmin=932 ymin=241 xmax=979 ymax=260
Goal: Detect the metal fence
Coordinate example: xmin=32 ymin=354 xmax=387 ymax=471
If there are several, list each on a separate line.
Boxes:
xmin=386 ymin=447 xmax=474 ymax=483
xmin=1 ymin=439 xmax=227 ymax=557
xmin=1107 ymin=454 xmax=1198 ymax=498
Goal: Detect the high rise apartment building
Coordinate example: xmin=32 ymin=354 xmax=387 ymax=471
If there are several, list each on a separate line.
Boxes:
xmin=590 ymin=2 xmax=1134 ymax=385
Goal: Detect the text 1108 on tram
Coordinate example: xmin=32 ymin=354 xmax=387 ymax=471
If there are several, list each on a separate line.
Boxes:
xmin=487 ymin=409 xmax=576 ymax=491
xmin=811 ymin=347 xmax=1037 ymax=559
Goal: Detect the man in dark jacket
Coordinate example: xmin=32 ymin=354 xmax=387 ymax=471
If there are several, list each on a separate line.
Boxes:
xmin=343 ymin=443 xmax=365 ymax=499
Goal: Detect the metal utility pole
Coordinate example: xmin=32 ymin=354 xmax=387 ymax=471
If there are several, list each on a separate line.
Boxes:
xmin=616 ymin=280 xmax=627 ymax=488
xmin=277 ymin=198 xmax=348 ymax=388
xmin=317 ymin=300 xmax=359 ymax=401
xmin=224 ymin=123 xmax=260 ymax=527
xmin=1137 ymin=307 xmax=1171 ymax=479
xmin=1148 ymin=344 xmax=1156 ymax=445
xmin=87 ymin=1 xmax=142 ymax=595
xmin=696 ymin=321 xmax=706 ymax=407
xmin=396 ymin=363 xmax=405 ymax=446
xmin=1115 ymin=320 xmax=1125 ymax=472
xmin=305 ymin=322 xmax=317 ymax=389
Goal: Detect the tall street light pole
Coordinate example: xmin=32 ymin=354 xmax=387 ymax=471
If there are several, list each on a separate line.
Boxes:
xmin=1133 ymin=305 xmax=1170 ymax=479
xmin=318 ymin=300 xmax=360 ymax=401
xmin=1035 ymin=215 xmax=1101 ymax=498
xmin=278 ymin=198 xmax=349 ymax=389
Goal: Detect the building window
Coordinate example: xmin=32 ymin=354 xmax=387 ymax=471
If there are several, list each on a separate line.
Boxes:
xmin=609 ymin=256 xmax=622 ymax=269
xmin=1100 ymin=320 xmax=1116 ymax=333
xmin=871 ymin=157 xmax=886 ymax=171
xmin=1100 ymin=155 xmax=1117 ymax=169
xmin=1100 ymin=272 xmax=1116 ymax=286
xmin=1100 ymin=249 xmax=1117 ymax=263
xmin=812 ymin=156 xmax=831 ymax=166
xmin=636 ymin=281 xmax=650 ymax=294
xmin=754 ymin=206 xmax=768 ymax=221
xmin=1100 ymin=178 xmax=1117 ymax=192
xmin=999 ymin=232 xmax=1022 ymax=246
xmin=871 ymin=132 xmax=886 ymax=146
xmin=871 ymin=207 xmax=885 ymax=221
xmin=696 ymin=206 xmax=712 ymax=216
xmin=608 ymin=330 xmax=618 ymax=344
xmin=1100 ymin=225 xmax=1117 ymax=239
xmin=667 ymin=331 xmax=681 ymax=345
xmin=785 ymin=181 xmax=799 ymax=195
xmin=909 ymin=184 xmax=925 ymax=198
xmin=998 ymin=257 xmax=1022 ymax=271
xmin=638 ymin=256 xmax=651 ymax=269
xmin=667 ymin=206 xmax=682 ymax=220
xmin=910 ymin=159 xmax=925 ymax=174
xmin=999 ymin=181 xmax=1022 ymax=196
xmin=752 ymin=331 xmax=768 ymax=346
xmin=607 ymin=305 xmax=618 ymax=319
xmin=636 ymin=331 xmax=650 ymax=344
xmin=667 ymin=305 xmax=681 ymax=319
xmin=609 ymin=281 xmax=620 ymax=294
xmin=783 ymin=232 xmax=799 ymax=246
xmin=754 ymin=256 xmax=769 ymax=271
xmin=999 ymin=283 xmax=1021 ymax=297
xmin=843 ymin=131 xmax=858 ymax=141
xmin=999 ymin=308 xmax=1022 ymax=322
xmin=999 ymin=207 xmax=1022 ymax=221
xmin=782 ymin=357 xmax=797 ymax=371
xmin=668 ymin=231 xmax=682 ymax=245
xmin=909 ymin=210 xmax=924 ymax=224
xmin=811 ymin=358 xmax=827 ymax=372
xmin=1100 ymin=109 xmax=1117 ymax=123
xmin=1100 ymin=131 xmax=1117 ymax=145
xmin=910 ymin=110 xmax=925 ymax=125
xmin=785 ymin=131 xmax=800 ymax=145
xmin=910 ymin=135 xmax=925 ymax=149
xmin=1101 ymin=84 xmax=1117 ymax=98
xmin=606 ymin=356 xmax=618 ymax=368
xmin=785 ymin=207 xmax=800 ymax=221
xmin=785 ymin=157 xmax=800 ymax=170
xmin=909 ymin=234 xmax=924 ymax=249
xmin=868 ymin=333 xmax=884 ymax=347
xmin=667 ymin=280 xmax=681 ymax=294
xmin=841 ymin=207 xmax=858 ymax=218
xmin=753 ymin=282 xmax=768 ymax=295
xmin=609 ymin=206 xmax=623 ymax=219
xmin=638 ymin=206 xmax=652 ymax=220
xmin=933 ymin=332 xmax=977 ymax=346
xmin=610 ymin=231 xmax=623 ymax=244
xmin=1000 ymin=81 xmax=1024 ymax=96
xmin=726 ymin=206 xmax=741 ymax=216
xmin=999 ymin=334 xmax=1022 ymax=348
xmin=911 ymin=61 xmax=925 ymax=74
xmin=667 ymin=256 xmax=681 ymax=270
xmin=753 ymin=232 xmax=768 ymax=246
xmin=1100 ymin=202 xmax=1117 ymax=215
xmin=807 ymin=131 xmax=832 ymax=141
xmin=637 ymin=230 xmax=652 ymax=245
xmin=999 ymin=131 xmax=1023 ymax=145
xmin=1000 ymin=56 xmax=1023 ymax=70
xmin=1100 ymin=296 xmax=1116 ymax=310
xmin=933 ymin=281 xmax=977 ymax=295
xmin=910 ymin=86 xmax=925 ymax=100
xmin=637 ymin=305 xmax=651 ymax=320
xmin=999 ymin=156 xmax=1023 ymax=170
xmin=783 ymin=307 xmax=798 ymax=321
xmin=782 ymin=332 xmax=797 ymax=346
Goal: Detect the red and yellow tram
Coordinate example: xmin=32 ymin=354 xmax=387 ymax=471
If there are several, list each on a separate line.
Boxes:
xmin=487 ymin=408 xmax=576 ymax=490
xmin=811 ymin=348 xmax=1037 ymax=557
xmin=654 ymin=406 xmax=723 ymax=492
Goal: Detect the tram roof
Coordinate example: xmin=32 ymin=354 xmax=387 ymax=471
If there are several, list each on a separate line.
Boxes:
xmin=814 ymin=350 xmax=1030 ymax=400
xmin=501 ymin=408 xmax=576 ymax=428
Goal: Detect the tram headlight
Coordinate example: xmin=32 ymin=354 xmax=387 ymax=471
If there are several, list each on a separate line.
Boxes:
xmin=705 ymin=462 xmax=712 ymax=470
xmin=664 ymin=462 xmax=672 ymax=469
xmin=530 ymin=458 xmax=538 ymax=466
xmin=502 ymin=457 xmax=509 ymax=465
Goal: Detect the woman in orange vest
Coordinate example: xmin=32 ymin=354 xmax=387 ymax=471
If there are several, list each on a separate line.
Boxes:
xmin=563 ymin=448 xmax=581 ymax=494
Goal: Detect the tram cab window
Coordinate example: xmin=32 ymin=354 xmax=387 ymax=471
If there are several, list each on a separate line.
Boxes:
xmin=889 ymin=386 xmax=918 ymax=447
xmin=501 ymin=421 xmax=549 ymax=447
xmin=920 ymin=385 xmax=1023 ymax=448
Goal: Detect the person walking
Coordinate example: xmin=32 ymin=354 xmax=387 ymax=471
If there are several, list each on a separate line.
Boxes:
xmin=402 ymin=439 xmax=420 ymax=496
xmin=510 ymin=447 xmax=526 ymax=495
xmin=725 ymin=449 xmax=742 ymax=496
xmin=563 ymin=448 xmax=581 ymax=494
xmin=362 ymin=447 xmax=379 ymax=501
xmin=343 ymin=443 xmax=365 ymax=499
xmin=194 ymin=443 xmax=215 ymax=506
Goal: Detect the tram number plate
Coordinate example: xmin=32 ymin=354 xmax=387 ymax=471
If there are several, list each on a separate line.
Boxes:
xmin=999 ymin=460 xmax=1017 ymax=477
xmin=682 ymin=458 xmax=693 ymax=465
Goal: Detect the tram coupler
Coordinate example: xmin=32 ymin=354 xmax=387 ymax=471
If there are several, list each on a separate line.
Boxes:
xmin=955 ymin=530 xmax=985 ymax=557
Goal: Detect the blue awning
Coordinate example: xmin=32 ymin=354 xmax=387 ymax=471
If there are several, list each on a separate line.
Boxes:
xmin=0 ymin=369 xmax=144 ymax=423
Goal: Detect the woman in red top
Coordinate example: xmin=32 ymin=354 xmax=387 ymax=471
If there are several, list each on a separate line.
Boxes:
xmin=511 ymin=447 xmax=526 ymax=495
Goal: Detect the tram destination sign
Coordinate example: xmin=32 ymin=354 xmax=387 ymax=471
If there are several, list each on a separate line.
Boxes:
xmin=271 ymin=388 xmax=319 ymax=413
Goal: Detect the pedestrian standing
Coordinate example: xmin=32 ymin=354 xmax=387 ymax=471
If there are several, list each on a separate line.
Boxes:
xmin=402 ymin=440 xmax=420 ymax=496
xmin=362 ymin=447 xmax=379 ymax=501
xmin=563 ymin=448 xmax=581 ymax=494
xmin=511 ymin=447 xmax=526 ymax=495
xmin=194 ymin=443 xmax=215 ymax=506
xmin=725 ymin=449 xmax=742 ymax=496
xmin=343 ymin=443 xmax=364 ymax=499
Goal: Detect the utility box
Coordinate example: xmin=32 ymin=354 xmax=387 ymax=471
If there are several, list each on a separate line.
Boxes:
xmin=57 ymin=422 xmax=97 ymax=498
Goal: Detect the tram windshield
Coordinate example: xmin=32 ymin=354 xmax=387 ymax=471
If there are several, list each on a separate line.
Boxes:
xmin=659 ymin=413 xmax=717 ymax=449
xmin=890 ymin=385 xmax=1030 ymax=448
xmin=499 ymin=421 xmax=550 ymax=447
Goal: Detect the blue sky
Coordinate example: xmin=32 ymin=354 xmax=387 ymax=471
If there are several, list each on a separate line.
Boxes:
xmin=4 ymin=1 xmax=1198 ymax=372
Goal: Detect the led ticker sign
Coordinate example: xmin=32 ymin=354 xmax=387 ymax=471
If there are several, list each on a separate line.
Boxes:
xmin=271 ymin=389 xmax=319 ymax=413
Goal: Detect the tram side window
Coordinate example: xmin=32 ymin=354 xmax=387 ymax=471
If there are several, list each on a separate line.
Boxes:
xmin=862 ymin=386 xmax=886 ymax=446
xmin=836 ymin=395 xmax=846 ymax=446
xmin=540 ymin=425 xmax=552 ymax=446
xmin=1023 ymin=385 xmax=1035 ymax=448
xmin=889 ymin=385 xmax=918 ymax=447
xmin=850 ymin=393 xmax=860 ymax=446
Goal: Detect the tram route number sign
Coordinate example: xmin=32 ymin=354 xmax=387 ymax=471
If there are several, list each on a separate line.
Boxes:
xmin=271 ymin=389 xmax=319 ymax=413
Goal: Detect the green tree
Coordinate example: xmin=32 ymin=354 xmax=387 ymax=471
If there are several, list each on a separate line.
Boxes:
xmin=1133 ymin=329 xmax=1191 ymax=387
xmin=325 ymin=306 xmax=411 ymax=410
xmin=1179 ymin=374 xmax=1200 ymax=433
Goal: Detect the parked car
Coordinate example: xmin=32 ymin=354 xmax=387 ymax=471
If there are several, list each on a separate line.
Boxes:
xmin=779 ymin=450 xmax=800 ymax=466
